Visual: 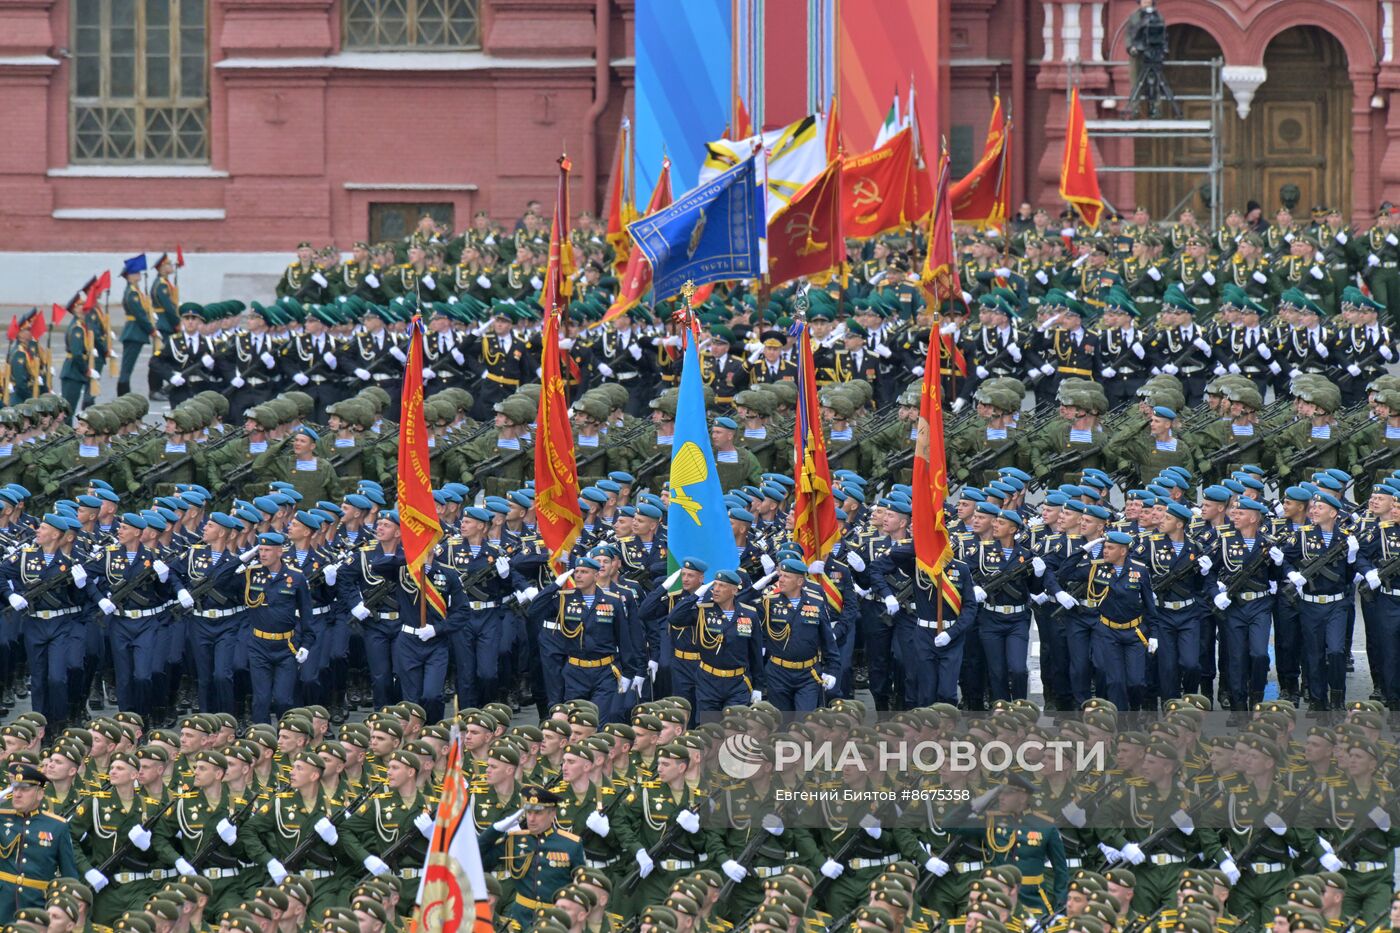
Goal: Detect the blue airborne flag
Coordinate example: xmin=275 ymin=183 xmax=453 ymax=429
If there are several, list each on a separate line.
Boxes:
xmin=665 ymin=336 xmax=738 ymax=582
xmin=627 ymin=151 xmax=768 ymax=301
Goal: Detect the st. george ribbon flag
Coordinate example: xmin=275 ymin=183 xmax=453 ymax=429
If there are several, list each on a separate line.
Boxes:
xmin=626 ymin=149 xmax=768 ymax=302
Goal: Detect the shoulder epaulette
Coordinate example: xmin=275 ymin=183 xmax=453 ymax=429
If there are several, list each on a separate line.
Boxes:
xmin=554 ymin=827 xmax=580 ymax=841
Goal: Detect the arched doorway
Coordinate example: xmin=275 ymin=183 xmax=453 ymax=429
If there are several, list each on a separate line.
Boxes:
xmin=1140 ymin=25 xmax=1352 ymax=219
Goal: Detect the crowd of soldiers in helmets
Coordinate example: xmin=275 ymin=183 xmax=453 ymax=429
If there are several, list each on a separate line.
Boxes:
xmin=8 ymin=197 xmax=1400 ymax=932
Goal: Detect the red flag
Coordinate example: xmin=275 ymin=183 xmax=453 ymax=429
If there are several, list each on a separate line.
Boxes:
xmin=950 ymin=95 xmax=1010 ymax=226
xmin=82 ymin=270 xmax=112 ymax=313
xmin=768 ymin=159 xmax=844 ymax=287
xmin=30 ymin=314 xmax=45 ymax=341
xmin=175 ymin=244 xmax=185 ymax=268
xmin=792 ymin=324 xmax=840 ymax=562
xmin=1060 ymin=88 xmax=1104 ymax=230
xmin=5 ymin=318 xmax=16 ymax=342
xmin=535 ymin=156 xmax=585 ymax=573
xmin=51 ymin=304 xmax=65 ymax=325
xmin=734 ymin=95 xmax=755 ymax=140
xmin=417 ymin=731 xmax=493 ymax=933
xmin=605 ymin=119 xmax=636 ymax=277
xmin=597 ymin=158 xmax=672 ymax=328
xmin=914 ymin=150 xmax=962 ymax=621
xmin=841 ymin=128 xmax=914 ymax=239
xmin=397 ymin=317 xmax=447 ymax=619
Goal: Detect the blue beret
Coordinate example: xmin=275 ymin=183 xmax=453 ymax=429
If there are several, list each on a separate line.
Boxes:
xmin=1374 ymin=483 xmax=1397 ymax=497
xmin=89 ymin=479 xmax=113 ymax=492
xmin=1162 ymin=466 xmax=1193 ymax=483
xmin=1325 ymin=468 xmax=1351 ymax=485
xmin=316 ymin=500 xmax=343 ymax=517
xmin=1126 ymin=489 xmax=1150 ymax=501
xmin=617 ymin=505 xmax=637 ymax=517
xmin=507 ymin=491 xmax=533 ymax=509
xmin=576 ymin=556 xmax=601 ymax=571
xmin=832 ymin=469 xmax=860 ymax=480
xmin=483 ymin=500 xmax=510 ymax=516
xmin=1000 ymin=476 xmax=1025 ymax=492
xmin=1284 ymin=486 xmax=1313 ymax=502
xmin=1165 ymin=502 xmax=1193 ymax=522
xmin=780 ymin=558 xmax=809 ymax=575
xmin=40 ymin=513 xmax=67 ymax=532
xmin=1239 ymin=476 xmax=1265 ymax=492
xmin=596 ymin=480 xmax=621 ymax=494
xmin=380 ymin=510 xmax=400 ymax=524
xmin=54 ymin=500 xmax=76 ymax=514
xmin=140 ymin=511 xmax=167 ymax=530
xmin=433 ymin=488 xmax=462 ymax=505
xmin=714 ymin=569 xmax=742 ymax=585
xmin=760 ymin=485 xmax=786 ymax=502
xmin=292 ymin=426 xmax=319 ymax=443
xmin=464 ymin=507 xmax=492 ymax=523
xmin=841 ymin=487 xmax=866 ymax=505
xmin=835 ymin=507 xmax=848 ymax=522
xmin=1064 ymin=500 xmax=1087 ymax=513
xmin=343 ymin=494 xmax=374 ymax=511
xmin=358 ymin=479 xmax=384 ymax=491
xmin=94 ymin=489 xmax=121 ymax=503
xmin=1059 ymin=484 xmax=1087 ymax=498
xmin=59 ymin=516 xmax=82 ymax=531
xmin=888 ymin=499 xmax=913 ymax=516
xmin=608 ymin=471 xmax=635 ymax=484
xmin=154 ymin=507 xmax=178 ymax=523
xmin=988 ymin=481 xmax=1016 ymax=497
xmin=590 ymin=543 xmax=621 ymax=559
xmin=638 ymin=504 xmax=663 ymax=520
xmin=267 ymin=492 xmax=295 ymax=508
xmin=1140 ymin=495 xmax=1158 ymax=508
xmin=961 ymin=488 xmax=987 ymax=503
xmin=1237 ymin=497 xmax=1267 ymax=513
xmin=976 ymin=501 xmax=1002 ymax=516
xmin=1086 ymin=505 xmax=1112 ymax=521
xmin=235 ymin=508 xmax=261 ymax=525
xmin=581 ymin=487 xmax=609 ymax=505
xmin=210 ymin=511 xmax=242 ymax=530
xmin=1237 ymin=464 xmax=1265 ymax=477
xmin=998 ymin=509 xmax=1023 ymax=527
xmin=0 ymin=491 xmax=20 ymax=506
xmin=268 ymin=481 xmax=294 ymax=492
xmin=714 ymin=416 xmax=738 ymax=430
xmin=1221 ymin=479 xmax=1245 ymax=495
xmin=728 ymin=508 xmax=754 ymax=524
xmin=294 ymin=510 xmax=322 ymax=529
xmin=1080 ymin=475 xmax=1109 ymax=491
xmin=639 ymin=493 xmax=663 ymax=507
xmin=1157 ymin=475 xmax=1184 ymax=490
xmin=252 ymin=496 xmax=279 ymax=515
xmin=360 ymin=488 xmax=387 ymax=506
xmin=1314 ymin=475 xmax=1343 ymax=493
xmin=1146 ymin=484 xmax=1170 ymax=498
xmin=682 ymin=557 xmax=708 ymax=573
xmin=999 ymin=467 xmax=1033 ymax=483
xmin=1315 ymin=492 xmax=1343 ymax=511
xmin=1152 ymin=405 xmax=1177 ymax=420
xmin=1045 ymin=493 xmax=1069 ymax=507
xmin=1203 ymin=485 xmax=1232 ymax=503
xmin=982 ymin=487 xmax=1007 ymax=502
xmin=182 ymin=491 xmax=208 ymax=507
xmin=75 ymin=495 xmax=101 ymax=508
xmin=5 ymin=484 xmax=28 ymax=499
xmin=774 ymin=544 xmax=803 ymax=560
xmin=1082 ymin=468 xmax=1112 ymax=483
xmin=258 ymin=532 xmax=287 ymax=545
xmin=1105 ymin=531 xmax=1133 ymax=545
xmin=766 ymin=474 xmax=797 ymax=488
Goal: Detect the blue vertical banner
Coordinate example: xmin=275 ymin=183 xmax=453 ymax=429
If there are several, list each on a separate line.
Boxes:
xmin=665 ymin=337 xmax=737 ymax=582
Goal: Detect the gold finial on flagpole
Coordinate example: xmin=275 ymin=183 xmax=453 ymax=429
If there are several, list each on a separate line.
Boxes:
xmin=680 ymin=280 xmax=696 ymax=305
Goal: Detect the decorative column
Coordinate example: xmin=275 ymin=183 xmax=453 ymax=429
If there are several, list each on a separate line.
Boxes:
xmin=1351 ymin=70 xmax=1378 ymax=219
xmin=1032 ymin=0 xmax=1110 ymax=207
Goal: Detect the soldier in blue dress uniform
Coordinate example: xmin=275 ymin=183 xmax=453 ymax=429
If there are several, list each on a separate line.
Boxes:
xmin=0 ymin=764 xmax=79 ymax=924
xmin=753 ymin=558 xmax=839 ymax=712
xmin=370 ymin=540 xmax=467 ymax=723
xmin=173 ymin=511 xmax=249 ymax=716
xmin=1138 ymin=501 xmax=1209 ymax=701
xmin=868 ymin=542 xmax=978 ymax=706
xmin=666 ymin=567 xmax=764 ymax=714
xmin=233 ymin=531 xmax=313 ymax=724
xmin=1079 ymin=530 xmax=1157 ymax=709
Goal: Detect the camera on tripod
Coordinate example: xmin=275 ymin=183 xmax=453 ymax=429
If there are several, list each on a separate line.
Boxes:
xmin=1127 ymin=4 xmax=1178 ymax=117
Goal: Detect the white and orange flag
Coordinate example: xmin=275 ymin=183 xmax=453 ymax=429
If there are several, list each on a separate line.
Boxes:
xmin=415 ymin=732 xmax=492 ymax=933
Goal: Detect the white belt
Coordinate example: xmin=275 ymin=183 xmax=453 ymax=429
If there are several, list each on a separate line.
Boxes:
xmin=955 ymin=861 xmax=985 ymax=873
xmin=1349 ymin=861 xmax=1388 ymax=872
xmin=848 ymin=855 xmax=899 ymax=869
xmin=401 ymin=625 xmax=441 ymax=637
xmin=300 ymin=868 xmax=334 ymax=880
xmin=121 ymin=606 xmax=164 ymax=619
xmin=916 ymin=619 xmax=947 ymax=629
xmin=984 ymin=604 xmax=1026 ymax=614
xmin=585 ymin=858 xmax=619 ymax=870
xmin=375 ymin=611 xmax=399 ymax=620
xmin=541 ymin=621 xmax=560 ymax=631
xmin=1302 ymin=593 xmax=1345 ymax=604
xmin=201 ymin=867 xmax=241 ymax=880
xmin=1379 ymin=587 xmax=1400 ymax=598
xmin=399 ymin=867 xmax=422 ymax=879
xmin=311 ymin=605 xmax=331 ymax=616
xmin=468 ymin=600 xmax=499 ymax=610
xmin=114 ymin=869 xmax=172 ymax=883
xmin=1064 ymin=858 xmax=1083 ymax=869
xmin=33 ymin=607 xmax=82 ymax=619
xmin=754 ymin=865 xmax=785 ymax=878
xmin=1248 ymin=862 xmax=1286 ymax=874
xmin=1237 ymin=591 xmax=1269 ymax=602
xmin=1160 ymin=599 xmax=1195 ymax=610
xmin=195 ymin=607 xmax=241 ymax=619
xmin=1149 ymin=853 xmax=1186 ymax=866
xmin=659 ymin=858 xmax=698 ymax=871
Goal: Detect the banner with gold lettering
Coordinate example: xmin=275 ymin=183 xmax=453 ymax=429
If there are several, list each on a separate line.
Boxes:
xmin=397 ymin=316 xmax=446 ymax=619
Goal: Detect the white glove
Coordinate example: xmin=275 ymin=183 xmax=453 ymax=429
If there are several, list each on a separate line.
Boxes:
xmin=1219 ymin=858 xmax=1240 ymax=885
xmin=628 ymin=343 xmax=644 ymax=360
xmin=71 ymin=565 xmax=88 ymax=587
xmin=416 ymin=625 xmax=437 ymax=642
xmin=1036 ymin=270 xmax=1050 ymax=285
xmin=1269 ymin=361 xmax=1282 ymax=375
xmin=169 ymin=373 xmax=186 ymax=387
xmin=846 ymin=551 xmax=866 ymax=573
xmin=1269 ymin=547 xmax=1285 ymax=565
xmin=755 ymin=552 xmax=776 ymax=576
xmin=515 ymin=586 xmax=539 ymax=605
xmin=1270 ymin=580 xmax=1279 ymax=594
xmin=128 ymin=824 xmax=153 ymax=850
xmin=1055 ymin=591 xmax=1078 ymax=611
xmin=1198 ymin=556 xmax=1212 ymax=575
xmin=934 ymin=631 xmax=952 ymax=648
xmin=951 ymin=397 xmax=968 ymax=413
xmin=1039 ymin=362 xmax=1056 ymax=377
xmin=722 ymin=859 xmax=748 ymax=883
xmin=354 ymin=367 xmax=372 ymax=381
xmin=1120 ymin=842 xmax=1146 ymax=865
xmin=311 ymin=271 xmax=329 ymax=288
xmin=363 ymin=855 xmax=390 ymax=877
xmin=477 ymin=274 xmax=492 ymax=289
xmin=883 ymin=595 xmax=900 ymax=616
xmin=820 ymin=859 xmax=844 ymax=879
xmin=153 ymin=559 xmax=170 ymax=582
xmin=1252 ymin=271 xmax=1268 ymax=285
xmin=1371 ymin=569 xmax=1388 ymax=592
xmin=1217 ymin=362 xmax=1232 ymax=376
xmin=629 ymin=675 xmax=645 ymax=694
xmin=390 ymin=347 xmax=408 ymax=363
xmin=351 ymin=602 xmax=371 ymax=621
xmin=860 ymin=814 xmax=882 ymax=839
xmin=322 ymin=351 xmax=337 ymax=368
xmin=200 ymin=353 xmax=215 ymax=370
xmin=1131 ymin=341 xmax=1146 ymax=359
xmin=1336 ymin=232 xmax=1349 ymax=244
xmin=1032 ymin=556 xmax=1047 ymax=577
xmin=635 ymin=848 xmax=655 ymax=878
xmin=598 ymin=363 xmax=615 ymax=378
xmin=1162 ymin=363 xmax=1180 ymax=376
xmin=1288 ymin=570 xmax=1307 ymax=590
xmin=1008 ymin=344 xmax=1023 ymax=362
xmin=976 ymin=365 xmax=990 ymax=380
xmin=1348 ymin=536 xmax=1361 ymax=562
xmin=262 ymin=351 xmax=278 ymax=369
xmin=1061 ymin=226 xmax=1077 ymax=236
xmin=647 ymin=660 xmax=659 ymax=681
xmin=1370 ymin=254 xmax=1382 ymax=268
xmin=750 ymin=690 xmax=763 ymax=704
xmin=1214 ymin=592 xmax=1232 ymax=611
xmin=492 ymin=809 xmax=524 ymax=833
xmin=414 ymin=811 xmax=435 ymax=839
xmin=6 ymin=593 xmax=26 ymax=612
xmin=1101 ymin=367 xmax=1117 ymax=379
xmin=1316 ymin=342 xmax=1329 ymax=359
xmin=554 ymin=570 xmax=575 ymax=587
xmin=663 ymin=335 xmax=682 ymax=348
xmin=809 ymin=560 xmax=825 ymax=576
xmin=1202 ymin=271 xmax=1217 ymax=285
xmin=874 ymin=344 xmax=892 ymax=359
xmin=974 ymin=586 xmax=988 ymax=602
xmin=994 ymin=266 xmax=1013 ymax=277
xmin=1382 ymin=345 xmax=1396 ymax=362
xmin=1146 ymin=265 xmax=1163 ymax=282
xmin=1062 ymin=802 xmax=1086 ymax=827
xmin=1369 ymin=806 xmax=1392 ymax=831
xmin=451 ymin=349 xmax=466 ymax=366
xmin=364 ymin=273 xmax=381 ymax=289
xmin=177 ymin=588 xmax=194 ymax=610
xmin=1098 ymin=842 xmax=1122 ymax=864
xmin=1388 ymin=234 xmax=1398 ymax=247
xmin=99 ymin=597 xmax=116 ymax=615
xmin=1147 ymin=638 xmax=1159 ymax=654
xmin=530 ymin=275 xmax=543 ymax=290
xmin=925 ymin=856 xmax=951 ymax=876
xmin=295 ymin=647 xmax=309 ymax=664
xmin=1257 ymin=343 xmax=1273 ymax=360
xmin=175 ymin=857 xmax=197 ymax=877
xmin=585 ymin=811 xmax=611 ymax=837
xmin=324 ymin=564 xmax=338 ymax=586
xmin=1320 ymin=853 xmax=1344 ymax=872
xmin=495 ymin=555 xmax=511 ymax=578
xmin=676 ymin=809 xmax=701 ymax=834
xmin=84 ymin=868 xmax=109 ymax=891
xmin=616 ymin=676 xmax=629 ymax=695
xmin=421 ymin=367 xmax=435 ymax=381
xmin=232 ymin=374 xmax=246 ymax=388
xmin=1193 ymin=337 xmax=1212 ymax=354
xmin=1311 ymin=266 xmax=1326 ymax=281
xmin=216 ymin=818 xmax=238 ymax=844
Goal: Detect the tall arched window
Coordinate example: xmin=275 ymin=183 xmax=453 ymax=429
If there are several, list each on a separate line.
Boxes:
xmin=71 ymin=0 xmax=208 ymax=163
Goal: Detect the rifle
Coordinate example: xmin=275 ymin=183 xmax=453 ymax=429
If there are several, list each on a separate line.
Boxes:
xmin=107 ymin=560 xmax=158 ymax=607
xmin=96 ymin=793 xmax=178 ymax=875
xmin=1202 ymin=418 xmax=1298 ymax=471
xmin=283 ymin=783 xmax=375 ymax=871
xmin=1336 ymin=347 xmax=1385 ymax=386
xmin=1031 ymin=442 xmax=1104 ymax=490
xmin=187 ymin=788 xmax=261 ymax=870
xmin=824 ymin=405 xmax=901 ymax=466
xmin=1214 ymin=537 xmax=1275 ymax=610
xmin=1297 ymin=794 xmax=1395 ymax=873
xmin=468 ymin=445 xmax=532 ymax=482
xmin=811 ymin=820 xmax=882 ymax=903
xmin=1133 ymin=784 xmax=1227 ymax=855
xmin=355 ymin=800 xmax=433 ymax=883
xmin=714 ymin=800 xmax=790 ymax=903
xmin=40 ymin=445 xmax=137 ymax=501
xmin=1281 ymin=531 xmax=1352 ymax=604
xmin=618 ymin=820 xmax=685 ymax=895
xmin=1356 ymin=442 xmax=1400 ymax=479
xmin=135 ymin=427 xmax=249 ymax=499
xmin=1229 ymin=777 xmax=1325 ymax=873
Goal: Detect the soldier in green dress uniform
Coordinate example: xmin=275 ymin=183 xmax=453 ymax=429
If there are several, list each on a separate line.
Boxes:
xmin=341 ymin=750 xmax=432 ymax=914
xmin=117 ymin=258 xmax=156 ymax=397
xmin=276 ymin=244 xmax=318 ymax=301
xmin=0 ymin=763 xmax=80 ymax=925
xmin=60 ymin=307 xmax=107 ymax=420
xmin=70 ymin=752 xmax=170 ymax=925
xmin=478 ymin=785 xmax=585 ymax=926
xmin=150 ymin=255 xmax=181 ymax=337
xmin=950 ymin=769 xmax=1068 ymax=918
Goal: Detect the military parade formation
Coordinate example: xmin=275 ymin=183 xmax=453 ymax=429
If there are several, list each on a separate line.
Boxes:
xmin=11 ymin=200 xmax=1400 ymax=933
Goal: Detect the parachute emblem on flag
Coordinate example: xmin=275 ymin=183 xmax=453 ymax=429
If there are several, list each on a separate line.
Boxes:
xmin=851 ymin=178 xmax=884 ymax=223
xmin=670 ymin=442 xmax=709 ymax=524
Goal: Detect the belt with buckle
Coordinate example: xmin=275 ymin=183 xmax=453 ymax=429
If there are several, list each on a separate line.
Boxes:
xmin=1349 ymin=860 xmax=1388 ymax=872
xmin=585 ymin=858 xmax=619 ymax=870
xmin=699 ymin=662 xmax=745 ymax=678
xmin=1100 ymin=616 xmax=1142 ymax=631
xmin=1149 ymin=853 xmax=1186 ymax=866
xmin=485 ymin=372 xmax=521 ymax=386
xmin=540 ymin=620 xmax=559 ymax=631
xmin=769 ymin=656 xmax=816 ymax=670
xmin=1248 ymin=862 xmax=1286 ymax=874
xmin=1161 ymin=599 xmax=1195 ymax=610
xmin=849 ymin=855 xmax=898 ymax=870
xmin=1383 ymin=262 xmax=1398 ymax=269
xmin=985 ymin=604 xmax=1026 ymax=614
xmin=754 ymin=865 xmax=785 ymax=878
xmin=1058 ymin=366 xmax=1093 ymax=376
xmin=375 ymin=611 xmax=400 ymax=621
xmin=659 ymin=858 xmax=697 ymax=871
xmin=115 ymin=869 xmax=170 ymax=883
xmin=468 ymin=600 xmax=499 ymax=610
xmin=201 ymin=867 xmax=241 ymax=880
xmin=195 ymin=607 xmax=241 ymax=619
xmin=401 ymin=625 xmax=432 ymax=636
xmin=516 ymin=895 xmax=549 ymax=911
xmin=1381 ymin=587 xmax=1400 ymax=598
xmin=0 ymin=870 xmax=48 ymax=891
xmin=955 ymin=861 xmax=985 ymax=873
xmin=311 ymin=605 xmax=331 ymax=616
xmin=1064 ymin=858 xmax=1083 ymax=869
xmin=1237 ymin=590 xmax=1268 ymax=601
xmin=253 ymin=629 xmax=293 ymax=641
xmin=399 ymin=867 xmax=422 ymax=879
xmin=567 ymin=655 xmax=614 ymax=669
xmin=674 ymin=650 xmax=701 ymax=661
xmin=916 ymin=619 xmax=946 ymax=629
xmin=301 ymin=868 xmax=334 ymax=880
xmin=1022 ymin=873 xmax=1045 ymax=885
xmin=121 ymin=606 xmax=164 ymax=619
xmin=33 ymin=607 xmax=81 ymax=619
xmin=1302 ymin=593 xmax=1345 ymax=604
